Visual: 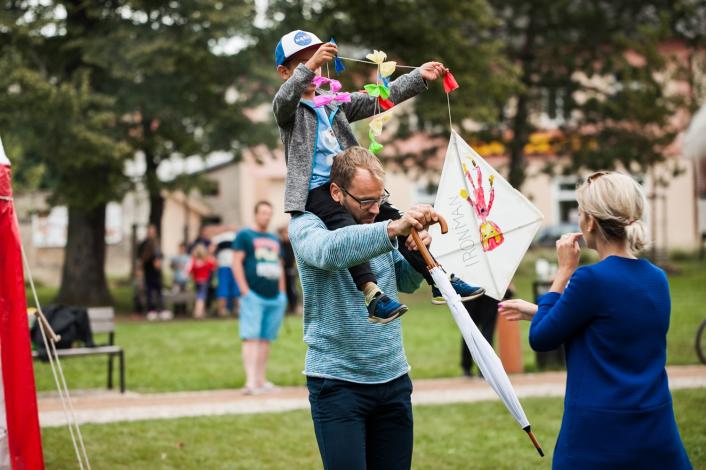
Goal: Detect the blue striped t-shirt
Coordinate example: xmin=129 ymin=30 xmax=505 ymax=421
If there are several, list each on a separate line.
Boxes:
xmin=289 ymin=212 xmax=424 ymax=384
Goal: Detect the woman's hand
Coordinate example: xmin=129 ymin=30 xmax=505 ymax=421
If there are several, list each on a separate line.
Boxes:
xmin=549 ymin=232 xmax=582 ymax=294
xmin=498 ymin=299 xmax=538 ymax=321
xmin=556 ymin=232 xmax=582 ymax=276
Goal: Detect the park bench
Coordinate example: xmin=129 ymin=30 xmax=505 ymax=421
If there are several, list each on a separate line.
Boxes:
xmin=162 ymin=289 xmax=195 ymax=316
xmin=32 ymin=306 xmax=126 ymax=393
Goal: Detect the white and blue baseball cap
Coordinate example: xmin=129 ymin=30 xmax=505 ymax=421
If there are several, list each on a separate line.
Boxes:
xmin=275 ymin=30 xmax=323 ymax=68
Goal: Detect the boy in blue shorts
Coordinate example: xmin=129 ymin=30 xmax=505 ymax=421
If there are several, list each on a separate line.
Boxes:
xmin=273 ymin=30 xmax=484 ymax=323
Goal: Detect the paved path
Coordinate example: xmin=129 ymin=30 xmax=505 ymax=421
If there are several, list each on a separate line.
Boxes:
xmin=37 ymin=365 xmax=706 ymax=428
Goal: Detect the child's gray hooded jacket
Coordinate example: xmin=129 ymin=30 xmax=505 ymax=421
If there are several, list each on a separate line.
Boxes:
xmin=272 ymin=63 xmax=427 ymax=213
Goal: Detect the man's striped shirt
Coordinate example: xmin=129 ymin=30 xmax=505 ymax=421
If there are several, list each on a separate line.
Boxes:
xmin=289 ymin=212 xmax=424 ymax=384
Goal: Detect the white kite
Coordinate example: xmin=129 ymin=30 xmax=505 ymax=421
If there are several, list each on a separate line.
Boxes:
xmin=429 ymin=130 xmax=544 ymax=300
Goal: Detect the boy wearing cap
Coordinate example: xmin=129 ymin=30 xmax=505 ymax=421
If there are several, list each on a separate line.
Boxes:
xmin=273 ymin=30 xmax=484 ymax=323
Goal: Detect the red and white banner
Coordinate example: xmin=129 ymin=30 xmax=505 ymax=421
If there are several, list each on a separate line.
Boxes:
xmin=0 ymin=137 xmax=45 ymax=469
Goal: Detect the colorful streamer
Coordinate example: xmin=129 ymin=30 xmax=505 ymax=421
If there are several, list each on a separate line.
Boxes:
xmin=311 ymin=76 xmax=351 ymax=108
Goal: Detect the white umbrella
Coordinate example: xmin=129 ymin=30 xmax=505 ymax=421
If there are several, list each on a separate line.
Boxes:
xmin=412 ymin=220 xmax=544 ymax=457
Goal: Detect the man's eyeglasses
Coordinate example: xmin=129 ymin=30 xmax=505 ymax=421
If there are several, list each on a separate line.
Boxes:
xmin=341 ymin=188 xmax=390 ymax=209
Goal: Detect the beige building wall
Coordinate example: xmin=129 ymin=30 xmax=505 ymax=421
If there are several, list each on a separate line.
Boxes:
xmin=203 ymin=163 xmax=241 ymax=226
xmin=647 ymin=161 xmax=697 ymax=250
xmin=235 ymin=151 xmax=289 ymax=232
xmin=160 ymin=193 xmax=208 ymax=257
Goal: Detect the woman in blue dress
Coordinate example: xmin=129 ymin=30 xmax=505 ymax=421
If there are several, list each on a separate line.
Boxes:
xmin=499 ymin=171 xmax=691 ymax=469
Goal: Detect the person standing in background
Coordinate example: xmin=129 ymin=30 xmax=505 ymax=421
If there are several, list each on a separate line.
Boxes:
xmin=137 ymin=224 xmax=171 ymax=321
xmin=212 ymin=228 xmax=240 ymax=317
xmin=188 ymin=244 xmax=217 ymax=319
xmin=170 ymin=242 xmax=190 ymax=292
xmin=232 ymin=201 xmax=287 ymax=394
xmin=460 ymin=285 xmax=514 ymax=378
xmin=277 ymin=225 xmax=300 ymax=315
xmin=189 ymin=225 xmax=211 ymax=253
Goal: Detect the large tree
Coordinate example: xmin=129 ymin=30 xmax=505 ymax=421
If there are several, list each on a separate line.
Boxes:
xmin=486 ymin=0 xmax=704 ymax=187
xmin=0 ymin=0 xmax=271 ymax=304
xmin=83 ymin=0 xmax=275 ymax=232
xmin=1 ymin=3 xmax=131 ymax=305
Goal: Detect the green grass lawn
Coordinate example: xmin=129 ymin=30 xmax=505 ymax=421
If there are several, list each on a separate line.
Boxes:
xmin=31 ymin=257 xmax=706 ymax=393
xmin=40 ymin=388 xmax=705 ymax=469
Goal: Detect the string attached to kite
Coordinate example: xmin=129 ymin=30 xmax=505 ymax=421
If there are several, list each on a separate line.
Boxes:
xmin=336 ymin=55 xmax=417 ymax=70
xmin=334 ymin=48 xmax=460 ymax=154
xmin=21 ymin=236 xmax=92 ymax=469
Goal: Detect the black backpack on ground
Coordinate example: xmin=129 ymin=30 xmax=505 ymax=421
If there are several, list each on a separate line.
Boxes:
xmin=31 ymin=304 xmax=95 ymax=361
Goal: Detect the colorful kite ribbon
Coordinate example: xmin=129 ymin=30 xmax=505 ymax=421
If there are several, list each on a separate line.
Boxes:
xmin=311 ymin=76 xmax=351 ymax=108
xmin=335 ymin=47 xmax=461 ymax=153
xmin=360 ymin=50 xmax=399 ymax=154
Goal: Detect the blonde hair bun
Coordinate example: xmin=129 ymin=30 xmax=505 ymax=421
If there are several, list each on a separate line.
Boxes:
xmin=576 ymin=172 xmax=649 ymax=254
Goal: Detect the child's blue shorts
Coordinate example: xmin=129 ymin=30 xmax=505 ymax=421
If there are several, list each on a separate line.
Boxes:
xmin=216 ymin=266 xmax=240 ymax=299
xmin=239 ymin=291 xmax=286 ymax=341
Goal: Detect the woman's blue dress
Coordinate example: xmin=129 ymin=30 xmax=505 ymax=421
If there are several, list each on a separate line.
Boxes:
xmin=531 ymin=256 xmax=692 ymax=469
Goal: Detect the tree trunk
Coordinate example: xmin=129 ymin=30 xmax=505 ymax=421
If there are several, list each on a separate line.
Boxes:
xmin=56 ymin=203 xmax=112 ymax=306
xmin=148 ymin=183 xmax=164 ymax=236
xmin=144 ymin=144 xmax=164 ymax=237
xmin=508 ymin=92 xmax=530 ymax=189
xmin=507 ymin=9 xmax=537 ymax=189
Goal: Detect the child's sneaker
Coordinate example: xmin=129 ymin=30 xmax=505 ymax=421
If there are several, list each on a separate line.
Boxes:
xmin=367 ymin=292 xmax=408 ymax=324
xmin=432 ymin=275 xmax=485 ymax=304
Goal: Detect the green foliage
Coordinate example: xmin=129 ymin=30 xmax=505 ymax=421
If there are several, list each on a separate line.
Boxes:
xmin=250 ymin=0 xmax=520 ymax=166
xmin=0 ymin=41 xmax=130 ymax=208
xmin=486 ymin=0 xmax=704 ymax=186
xmin=0 ymin=0 xmax=277 ymax=210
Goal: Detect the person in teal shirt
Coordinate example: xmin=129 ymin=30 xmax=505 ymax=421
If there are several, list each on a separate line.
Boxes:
xmin=232 ymin=201 xmax=287 ymax=394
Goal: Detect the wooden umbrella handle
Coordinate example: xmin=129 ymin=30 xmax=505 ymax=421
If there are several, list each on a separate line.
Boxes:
xmin=410 ymin=215 xmax=448 ymax=269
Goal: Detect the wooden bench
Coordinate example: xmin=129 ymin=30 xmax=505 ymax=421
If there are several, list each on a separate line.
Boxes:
xmin=32 ymin=307 xmax=126 ymax=393
xmin=162 ymin=289 xmax=195 ymax=316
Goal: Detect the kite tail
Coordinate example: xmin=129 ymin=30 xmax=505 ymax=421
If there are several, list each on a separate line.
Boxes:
xmin=523 ymin=425 xmax=544 ymax=457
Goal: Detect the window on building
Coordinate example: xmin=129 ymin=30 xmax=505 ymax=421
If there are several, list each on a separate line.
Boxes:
xmin=202 ymin=181 xmax=220 ymax=197
xmin=554 ymin=176 xmax=579 ymax=224
xmin=201 ymin=215 xmax=222 ymax=225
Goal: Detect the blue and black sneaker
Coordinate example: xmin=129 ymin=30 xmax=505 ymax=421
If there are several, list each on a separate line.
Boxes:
xmin=432 ymin=274 xmax=485 ymax=305
xmin=367 ymin=292 xmax=408 ymax=324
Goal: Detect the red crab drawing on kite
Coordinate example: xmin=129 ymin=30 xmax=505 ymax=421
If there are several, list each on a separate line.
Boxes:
xmin=459 ymin=158 xmax=505 ymax=252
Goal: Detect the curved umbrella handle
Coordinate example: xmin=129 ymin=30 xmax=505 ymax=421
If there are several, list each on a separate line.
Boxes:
xmin=410 ymin=215 xmax=448 ymax=269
